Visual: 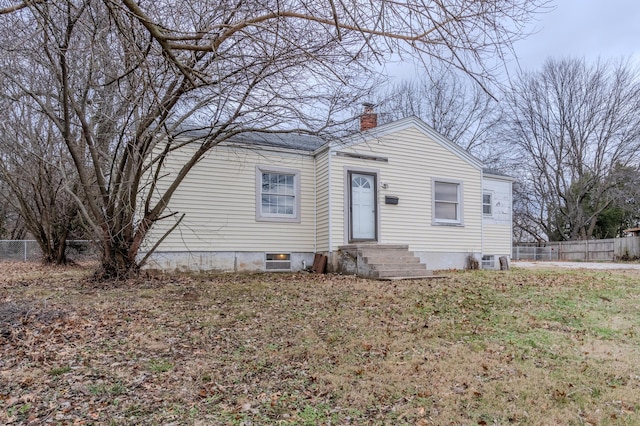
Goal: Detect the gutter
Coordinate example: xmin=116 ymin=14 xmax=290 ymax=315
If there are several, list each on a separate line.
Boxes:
xmin=313 ymin=154 xmax=317 ymax=253
xmin=481 ymin=169 xmax=484 ymax=260
xmin=328 ymin=145 xmax=333 ymax=253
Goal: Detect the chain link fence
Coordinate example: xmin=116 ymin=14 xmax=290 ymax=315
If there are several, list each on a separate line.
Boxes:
xmin=0 ymin=240 xmax=97 ymax=262
xmin=512 ymin=245 xmax=560 ymax=261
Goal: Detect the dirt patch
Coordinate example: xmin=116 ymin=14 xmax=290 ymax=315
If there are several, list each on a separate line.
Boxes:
xmin=0 ymin=301 xmax=67 ymax=337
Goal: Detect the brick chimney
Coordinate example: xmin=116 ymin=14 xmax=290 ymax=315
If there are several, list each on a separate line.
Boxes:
xmin=360 ymin=103 xmax=377 ymax=131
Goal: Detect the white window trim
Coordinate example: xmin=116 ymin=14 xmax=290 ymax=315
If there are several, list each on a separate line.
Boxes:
xmin=255 ymin=165 xmax=301 ymax=223
xmin=483 ymin=191 xmax=493 ymax=216
xmin=432 ymin=178 xmax=464 ymax=226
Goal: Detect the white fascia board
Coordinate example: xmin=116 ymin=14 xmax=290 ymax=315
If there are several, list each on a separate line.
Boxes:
xmin=174 ymin=136 xmax=317 ymax=157
xmin=482 ymin=172 xmax=515 ymax=182
xmin=312 ymin=142 xmax=332 ymax=157
xmin=220 ymin=141 xmax=315 ymax=156
xmin=329 ymin=116 xmax=484 ymax=170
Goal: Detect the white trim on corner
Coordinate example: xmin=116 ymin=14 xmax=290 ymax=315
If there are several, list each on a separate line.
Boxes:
xmin=313 ymin=154 xmax=317 ymax=252
xmin=431 ymin=177 xmax=465 ymax=226
xmin=480 ymin=169 xmax=486 ymax=258
xmin=509 ymin=179 xmax=514 ymax=260
xmin=255 ymin=165 xmax=301 ymax=223
xmin=328 ymin=147 xmax=333 ymax=252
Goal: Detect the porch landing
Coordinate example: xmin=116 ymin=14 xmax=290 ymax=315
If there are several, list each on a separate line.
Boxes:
xmin=337 ymin=244 xmax=434 ymax=280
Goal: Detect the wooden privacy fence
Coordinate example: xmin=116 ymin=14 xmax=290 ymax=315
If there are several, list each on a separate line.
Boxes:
xmin=513 ymin=237 xmax=640 ymax=262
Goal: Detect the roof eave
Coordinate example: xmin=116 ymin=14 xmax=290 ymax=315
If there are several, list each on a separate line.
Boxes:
xmin=483 ymin=172 xmax=515 ymax=182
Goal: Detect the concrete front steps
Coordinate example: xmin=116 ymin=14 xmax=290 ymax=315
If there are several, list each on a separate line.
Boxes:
xmin=337 ymin=244 xmax=434 ymax=280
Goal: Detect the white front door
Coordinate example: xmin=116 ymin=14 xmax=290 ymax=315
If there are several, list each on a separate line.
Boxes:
xmin=350 ymin=173 xmax=376 ymax=240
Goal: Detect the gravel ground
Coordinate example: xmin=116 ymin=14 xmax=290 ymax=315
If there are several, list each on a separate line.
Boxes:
xmin=513 ymin=260 xmax=640 ymax=270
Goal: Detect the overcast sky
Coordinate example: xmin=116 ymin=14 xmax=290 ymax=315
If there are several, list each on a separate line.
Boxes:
xmin=512 ymin=0 xmax=640 ymax=71
xmin=383 ymin=1 xmax=639 ymax=83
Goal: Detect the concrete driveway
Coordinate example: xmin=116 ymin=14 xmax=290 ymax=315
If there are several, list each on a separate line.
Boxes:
xmin=513 ymin=260 xmax=640 ymax=270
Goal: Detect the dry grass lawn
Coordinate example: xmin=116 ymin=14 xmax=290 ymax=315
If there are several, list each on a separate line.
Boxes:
xmin=1 ymin=262 xmax=640 ymax=425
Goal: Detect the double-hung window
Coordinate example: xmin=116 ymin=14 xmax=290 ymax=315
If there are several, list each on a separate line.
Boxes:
xmin=256 ymin=166 xmax=301 ymax=222
xmin=433 ymin=179 xmax=463 ymax=225
xmin=483 ymin=193 xmax=493 ymax=216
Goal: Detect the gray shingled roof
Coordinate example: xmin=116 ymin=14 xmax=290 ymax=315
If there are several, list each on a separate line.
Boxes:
xmin=178 ymin=128 xmax=325 ymax=152
xmin=227 ymin=132 xmax=325 ymax=151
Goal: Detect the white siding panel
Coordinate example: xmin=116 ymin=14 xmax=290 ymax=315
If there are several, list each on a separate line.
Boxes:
xmin=482 ymin=177 xmax=512 ymax=225
xmin=329 ymin=155 xmax=348 ymax=246
xmin=330 ymin=127 xmax=482 ymax=253
xmin=482 ymin=176 xmax=513 ymax=256
xmin=315 ymin=150 xmax=330 ymax=252
xmin=483 ymin=224 xmax=512 ymax=255
xmin=145 ymin=145 xmax=316 ymax=252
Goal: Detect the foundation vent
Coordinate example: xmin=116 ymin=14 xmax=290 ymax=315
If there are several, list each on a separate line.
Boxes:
xmin=266 ymin=253 xmax=291 ymax=270
xmin=481 ymin=255 xmax=495 ymax=269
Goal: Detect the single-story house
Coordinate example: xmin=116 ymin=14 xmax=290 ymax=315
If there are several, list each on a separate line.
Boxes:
xmin=143 ymin=108 xmax=512 ymax=276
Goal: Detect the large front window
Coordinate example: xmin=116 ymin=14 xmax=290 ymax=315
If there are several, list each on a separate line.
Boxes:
xmin=262 ymin=173 xmax=295 ymax=215
xmin=255 ymin=166 xmax=301 ymax=222
xmin=433 ymin=179 xmax=463 ymax=225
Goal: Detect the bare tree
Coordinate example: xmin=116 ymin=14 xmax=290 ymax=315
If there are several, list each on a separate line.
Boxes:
xmin=503 ymin=58 xmax=640 ymax=241
xmin=0 ymin=179 xmax=27 ymax=240
xmin=0 ymin=0 xmax=547 ymax=278
xmin=0 ymin=97 xmax=82 ymax=263
xmin=376 ymin=66 xmax=502 ymax=162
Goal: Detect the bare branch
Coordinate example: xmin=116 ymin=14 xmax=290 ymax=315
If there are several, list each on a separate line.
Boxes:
xmin=0 ymin=0 xmax=45 ymax=14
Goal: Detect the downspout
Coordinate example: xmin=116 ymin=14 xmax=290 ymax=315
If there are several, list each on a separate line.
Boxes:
xmin=509 ymin=179 xmax=513 ymax=260
xmin=328 ymin=146 xmax=333 ymax=254
xmin=480 ymin=169 xmax=484 ymax=263
xmin=313 ymin=154 xmax=317 ymax=253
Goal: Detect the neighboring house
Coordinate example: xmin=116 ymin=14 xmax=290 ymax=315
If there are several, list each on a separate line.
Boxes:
xmin=624 ymin=228 xmax=640 ymax=237
xmin=143 ymin=108 xmax=513 ymax=274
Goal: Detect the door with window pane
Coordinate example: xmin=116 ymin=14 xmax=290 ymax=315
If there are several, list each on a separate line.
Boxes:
xmin=350 ymin=172 xmax=376 ymax=240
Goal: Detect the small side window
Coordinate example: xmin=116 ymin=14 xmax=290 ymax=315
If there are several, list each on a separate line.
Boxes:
xmin=483 ymin=193 xmax=492 ymax=216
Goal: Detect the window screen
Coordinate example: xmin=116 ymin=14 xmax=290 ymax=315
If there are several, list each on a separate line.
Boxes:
xmin=434 ymin=181 xmax=459 ymax=221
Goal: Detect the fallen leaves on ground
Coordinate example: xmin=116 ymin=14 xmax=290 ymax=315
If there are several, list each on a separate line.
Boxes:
xmin=1 ymin=262 xmax=640 ymax=424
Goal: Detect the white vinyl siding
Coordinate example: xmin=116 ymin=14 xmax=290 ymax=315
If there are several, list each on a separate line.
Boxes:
xmin=482 ymin=176 xmax=513 ymax=257
xmin=329 ymin=126 xmax=482 ymax=253
xmin=483 ymin=224 xmax=511 ymax=255
xmin=315 ymin=149 xmax=330 ymax=252
xmin=145 ymin=144 xmax=316 ymax=253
